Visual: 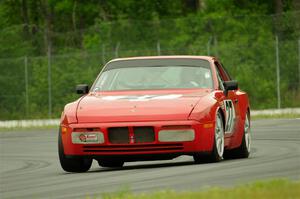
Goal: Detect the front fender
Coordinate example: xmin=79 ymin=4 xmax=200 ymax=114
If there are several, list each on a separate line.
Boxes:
xmin=60 ymin=101 xmax=79 ymax=125
xmin=188 ymin=94 xmax=219 ymax=123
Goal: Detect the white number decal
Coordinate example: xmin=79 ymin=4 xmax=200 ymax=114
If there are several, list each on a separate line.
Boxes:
xmin=223 ymin=100 xmax=236 ymax=134
xmin=102 ymin=94 xmax=182 ymax=101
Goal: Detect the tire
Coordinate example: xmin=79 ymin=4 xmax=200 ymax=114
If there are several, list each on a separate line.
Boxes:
xmin=58 ymin=130 xmax=92 ymax=172
xmin=194 ymin=111 xmax=224 ymax=163
xmin=98 ymin=160 xmax=124 ymax=168
xmin=224 ymin=111 xmax=251 ymax=159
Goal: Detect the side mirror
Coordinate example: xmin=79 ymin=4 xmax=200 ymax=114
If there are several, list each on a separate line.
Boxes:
xmin=223 ymin=80 xmax=238 ymax=95
xmin=76 ymin=84 xmax=89 ymax=94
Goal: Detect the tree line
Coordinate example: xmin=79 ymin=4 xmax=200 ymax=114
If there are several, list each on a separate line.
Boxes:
xmin=0 ymin=0 xmax=299 ymax=119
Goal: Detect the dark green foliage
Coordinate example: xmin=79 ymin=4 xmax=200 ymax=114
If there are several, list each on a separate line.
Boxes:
xmin=0 ymin=0 xmax=299 ymax=119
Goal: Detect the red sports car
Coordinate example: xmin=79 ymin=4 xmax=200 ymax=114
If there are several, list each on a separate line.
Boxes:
xmin=59 ymin=56 xmax=251 ymax=172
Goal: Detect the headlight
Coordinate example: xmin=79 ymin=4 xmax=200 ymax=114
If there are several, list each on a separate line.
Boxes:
xmin=158 ymin=129 xmax=195 ymax=142
xmin=72 ymin=132 xmax=104 ymax=144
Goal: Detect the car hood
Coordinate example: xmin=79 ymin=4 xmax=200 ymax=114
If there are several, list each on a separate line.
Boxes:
xmin=76 ymin=90 xmax=211 ymax=123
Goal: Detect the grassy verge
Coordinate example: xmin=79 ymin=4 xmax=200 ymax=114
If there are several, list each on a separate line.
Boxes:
xmin=0 ymin=125 xmax=58 ymax=132
xmin=97 ymin=179 xmax=300 ymax=199
xmin=252 ymin=113 xmax=300 ymax=120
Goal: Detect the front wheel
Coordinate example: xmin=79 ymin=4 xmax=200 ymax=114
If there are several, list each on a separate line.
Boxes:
xmin=194 ymin=111 xmax=224 ymax=163
xmin=58 ymin=131 xmax=92 ymax=172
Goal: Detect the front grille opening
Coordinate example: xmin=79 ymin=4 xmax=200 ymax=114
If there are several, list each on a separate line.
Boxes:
xmin=108 ymin=127 xmax=129 ymax=144
xmin=134 ymin=126 xmax=155 ymax=143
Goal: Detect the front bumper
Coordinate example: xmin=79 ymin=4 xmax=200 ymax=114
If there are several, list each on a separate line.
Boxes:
xmin=61 ymin=120 xmax=215 ymax=156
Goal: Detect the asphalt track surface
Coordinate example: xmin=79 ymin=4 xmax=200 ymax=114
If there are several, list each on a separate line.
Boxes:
xmin=0 ymin=119 xmax=299 ymax=199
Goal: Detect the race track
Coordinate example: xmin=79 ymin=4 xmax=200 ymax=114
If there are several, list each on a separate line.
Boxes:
xmin=0 ymin=119 xmax=299 ymax=199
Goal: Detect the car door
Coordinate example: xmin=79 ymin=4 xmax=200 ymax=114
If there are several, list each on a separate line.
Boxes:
xmin=215 ymin=61 xmax=240 ymax=136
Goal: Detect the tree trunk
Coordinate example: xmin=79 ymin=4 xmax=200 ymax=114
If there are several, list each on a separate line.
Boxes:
xmin=72 ymin=0 xmax=77 ymax=32
xmin=99 ymin=0 xmax=108 ymax=21
xmin=182 ymin=0 xmax=202 ymax=13
xmin=39 ymin=0 xmax=53 ymax=55
xmin=274 ymin=0 xmax=283 ymax=14
xmin=21 ymin=0 xmax=30 ymax=36
xmin=273 ymin=0 xmax=283 ymax=37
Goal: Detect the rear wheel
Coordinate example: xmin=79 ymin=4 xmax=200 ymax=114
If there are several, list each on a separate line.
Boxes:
xmin=224 ymin=111 xmax=251 ymax=159
xmin=58 ymin=131 xmax=92 ymax=172
xmin=98 ymin=160 xmax=124 ymax=168
xmin=194 ymin=111 xmax=224 ymax=163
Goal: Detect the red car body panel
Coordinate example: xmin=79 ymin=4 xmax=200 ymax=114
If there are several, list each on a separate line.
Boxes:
xmin=77 ymin=89 xmax=209 ymax=123
xmin=60 ymin=56 xmax=250 ymax=159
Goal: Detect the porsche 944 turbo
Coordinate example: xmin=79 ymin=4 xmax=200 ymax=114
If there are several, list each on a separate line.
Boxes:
xmin=59 ymin=56 xmax=251 ymax=172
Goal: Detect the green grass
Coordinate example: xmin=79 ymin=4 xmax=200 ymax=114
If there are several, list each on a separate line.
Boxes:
xmin=0 ymin=125 xmax=58 ymax=132
xmin=93 ymin=179 xmax=300 ymax=199
xmin=252 ymin=113 xmax=300 ymax=120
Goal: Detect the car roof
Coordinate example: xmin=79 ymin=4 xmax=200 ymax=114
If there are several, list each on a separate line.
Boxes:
xmin=103 ymin=56 xmax=214 ymax=72
xmin=109 ymin=55 xmax=216 ymax=63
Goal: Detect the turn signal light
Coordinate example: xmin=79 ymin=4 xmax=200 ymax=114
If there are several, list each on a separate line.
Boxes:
xmin=203 ymin=123 xmax=214 ymax=128
xmin=61 ymin=126 xmax=68 ymax=134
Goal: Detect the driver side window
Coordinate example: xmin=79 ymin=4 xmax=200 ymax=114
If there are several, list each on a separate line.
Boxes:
xmin=215 ymin=61 xmax=231 ymax=81
xmin=216 ymin=68 xmax=225 ymax=90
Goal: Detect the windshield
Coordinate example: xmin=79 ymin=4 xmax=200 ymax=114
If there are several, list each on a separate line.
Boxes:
xmin=92 ymin=65 xmax=213 ymax=91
